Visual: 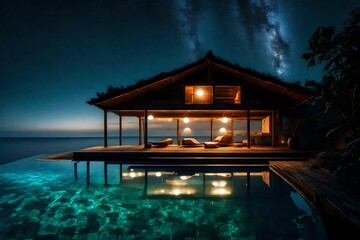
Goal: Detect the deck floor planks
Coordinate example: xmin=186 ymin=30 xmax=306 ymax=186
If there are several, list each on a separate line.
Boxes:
xmin=269 ymin=161 xmax=360 ymax=236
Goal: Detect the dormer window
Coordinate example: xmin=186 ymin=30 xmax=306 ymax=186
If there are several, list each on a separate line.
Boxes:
xmin=185 ymin=86 xmax=213 ymax=104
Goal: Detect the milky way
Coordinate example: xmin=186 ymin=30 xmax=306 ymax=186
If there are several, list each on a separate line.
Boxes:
xmin=171 ymin=0 xmax=289 ymax=78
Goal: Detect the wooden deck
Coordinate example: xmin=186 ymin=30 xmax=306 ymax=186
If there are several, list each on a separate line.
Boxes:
xmin=270 ymin=161 xmax=360 ymax=238
xmin=69 ymin=145 xmax=319 ymax=164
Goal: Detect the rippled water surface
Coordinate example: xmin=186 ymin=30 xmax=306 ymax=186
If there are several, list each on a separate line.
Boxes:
xmin=0 ymin=156 xmax=328 ymax=239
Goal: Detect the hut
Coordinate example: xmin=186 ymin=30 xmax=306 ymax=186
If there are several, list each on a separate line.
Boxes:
xmin=88 ymin=51 xmax=315 ymax=148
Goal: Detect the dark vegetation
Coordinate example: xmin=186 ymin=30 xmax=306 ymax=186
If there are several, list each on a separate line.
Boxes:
xmin=302 ymin=7 xmax=360 ymax=190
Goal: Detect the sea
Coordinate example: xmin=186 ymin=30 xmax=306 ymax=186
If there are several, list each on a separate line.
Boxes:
xmin=0 ymin=137 xmax=328 ymax=239
xmin=0 ymin=136 xmax=210 ymax=165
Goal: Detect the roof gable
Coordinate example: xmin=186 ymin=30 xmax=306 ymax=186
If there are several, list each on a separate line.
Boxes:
xmin=88 ymin=51 xmax=316 ymax=109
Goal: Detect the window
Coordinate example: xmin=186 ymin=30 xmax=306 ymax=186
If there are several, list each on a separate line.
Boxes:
xmin=185 ymin=86 xmax=213 ymax=104
xmin=214 ymin=86 xmax=241 ymax=104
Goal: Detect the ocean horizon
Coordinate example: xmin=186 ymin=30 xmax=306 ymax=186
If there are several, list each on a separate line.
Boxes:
xmin=0 ymin=136 xmax=212 ymax=165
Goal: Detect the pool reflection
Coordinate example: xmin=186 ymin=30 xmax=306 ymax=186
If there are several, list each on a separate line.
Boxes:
xmin=121 ymin=166 xmax=276 ymax=198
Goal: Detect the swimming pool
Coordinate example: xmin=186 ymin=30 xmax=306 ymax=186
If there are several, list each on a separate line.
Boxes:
xmin=0 ymin=156 xmax=328 ymax=239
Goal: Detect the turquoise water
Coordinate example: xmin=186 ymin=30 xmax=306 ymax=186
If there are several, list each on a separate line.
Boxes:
xmin=0 ymin=155 xmax=328 ymax=239
xmin=0 ymin=137 xmax=328 ymax=239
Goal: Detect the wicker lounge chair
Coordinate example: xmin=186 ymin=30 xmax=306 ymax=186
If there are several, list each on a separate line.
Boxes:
xmin=150 ymin=138 xmax=173 ymax=147
xmin=181 ymin=138 xmax=203 ymax=147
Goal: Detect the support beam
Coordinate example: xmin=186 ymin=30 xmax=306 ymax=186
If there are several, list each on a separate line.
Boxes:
xmin=231 ymin=119 xmax=234 ymax=142
xmin=138 ymin=116 xmax=142 ymax=145
xmin=272 ymin=111 xmax=275 ymax=148
xmin=144 ymin=110 xmax=149 ymax=148
xmin=247 ymin=171 xmax=250 ymax=196
xmin=74 ymin=161 xmax=79 ymax=180
xmin=177 ymin=119 xmax=180 ymax=145
xmin=274 ymin=110 xmax=280 ymax=148
xmin=104 ymin=110 xmax=108 ymax=147
xmin=210 ymin=119 xmax=213 ymax=141
xmin=104 ymin=162 xmax=108 ymax=185
xmin=143 ymin=169 xmax=148 ymax=196
xmin=119 ymin=164 xmax=123 ymax=184
xmin=202 ymin=173 xmax=206 ymax=197
xmin=86 ymin=161 xmax=90 ymax=185
xmin=246 ymin=112 xmax=250 ymax=146
xmin=119 ymin=116 xmax=122 ymax=146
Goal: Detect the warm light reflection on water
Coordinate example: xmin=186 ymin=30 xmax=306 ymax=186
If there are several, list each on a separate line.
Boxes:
xmin=0 ymin=157 xmax=328 ymax=239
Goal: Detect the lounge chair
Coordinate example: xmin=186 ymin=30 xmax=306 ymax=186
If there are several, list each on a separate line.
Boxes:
xmin=181 ymin=138 xmax=203 ymax=147
xmin=213 ymin=133 xmax=233 ymax=146
xmin=150 ymin=138 xmax=173 ymax=147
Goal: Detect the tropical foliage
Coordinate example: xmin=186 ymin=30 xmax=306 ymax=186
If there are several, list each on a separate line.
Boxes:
xmin=302 ymin=7 xmax=360 ymax=143
xmin=303 ymin=7 xmax=360 ymax=188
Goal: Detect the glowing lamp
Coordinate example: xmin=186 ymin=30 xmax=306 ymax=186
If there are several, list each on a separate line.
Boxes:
xmin=183 ymin=127 xmax=192 ymax=133
xmin=155 ymin=172 xmax=162 ymax=177
xmin=148 ymin=114 xmax=154 ymax=120
xmin=196 ymin=89 xmax=204 ymax=96
xmin=183 ymin=117 xmax=189 ymax=123
xmin=222 ymin=117 xmax=228 ymax=123
xmin=219 ymin=127 xmax=226 ymax=133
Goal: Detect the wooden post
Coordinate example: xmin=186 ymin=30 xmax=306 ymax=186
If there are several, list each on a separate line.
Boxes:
xmin=86 ymin=161 xmax=90 ymax=185
xmin=203 ymin=173 xmax=206 ymax=196
xmin=210 ymin=119 xmax=213 ymax=141
xmin=143 ymin=169 xmax=148 ymax=196
xmin=74 ymin=161 xmax=78 ymax=180
xmin=177 ymin=119 xmax=181 ymax=145
xmin=246 ymin=112 xmax=250 ymax=146
xmin=104 ymin=162 xmax=108 ymax=185
xmin=104 ymin=110 xmax=108 ymax=147
xmin=247 ymin=171 xmax=250 ymax=196
xmin=231 ymin=119 xmax=234 ymax=142
xmin=119 ymin=116 xmax=122 ymax=146
xmin=272 ymin=111 xmax=275 ymax=148
xmin=273 ymin=110 xmax=280 ymax=148
xmin=119 ymin=164 xmax=123 ymax=184
xmin=138 ymin=116 xmax=142 ymax=145
xmin=144 ymin=110 xmax=149 ymax=148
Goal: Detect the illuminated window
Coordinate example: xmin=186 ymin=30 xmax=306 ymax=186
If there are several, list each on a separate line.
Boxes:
xmin=185 ymin=86 xmax=213 ymax=104
xmin=215 ymin=86 xmax=241 ymax=104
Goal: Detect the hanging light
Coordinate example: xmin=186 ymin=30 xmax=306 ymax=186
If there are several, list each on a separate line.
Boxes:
xmin=219 ymin=127 xmax=226 ymax=133
xmin=148 ymin=114 xmax=154 ymax=120
xmin=183 ymin=117 xmax=189 ymax=123
xmin=222 ymin=116 xmax=228 ymax=123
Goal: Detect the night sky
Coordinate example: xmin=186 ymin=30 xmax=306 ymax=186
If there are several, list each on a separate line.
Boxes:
xmin=0 ymin=0 xmax=358 ymax=137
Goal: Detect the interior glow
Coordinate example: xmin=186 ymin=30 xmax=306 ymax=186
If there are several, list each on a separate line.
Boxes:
xmin=129 ymin=172 xmax=136 ymax=178
xmin=196 ymin=89 xmax=204 ymax=96
xmin=183 ymin=127 xmax=192 ymax=133
xmin=219 ymin=127 xmax=226 ymax=133
xmin=155 ymin=172 xmax=162 ymax=177
xmin=183 ymin=117 xmax=189 ymax=123
xmin=148 ymin=115 xmax=154 ymax=120
xmin=222 ymin=117 xmax=228 ymax=123
xmin=173 ymin=189 xmax=180 ymax=196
